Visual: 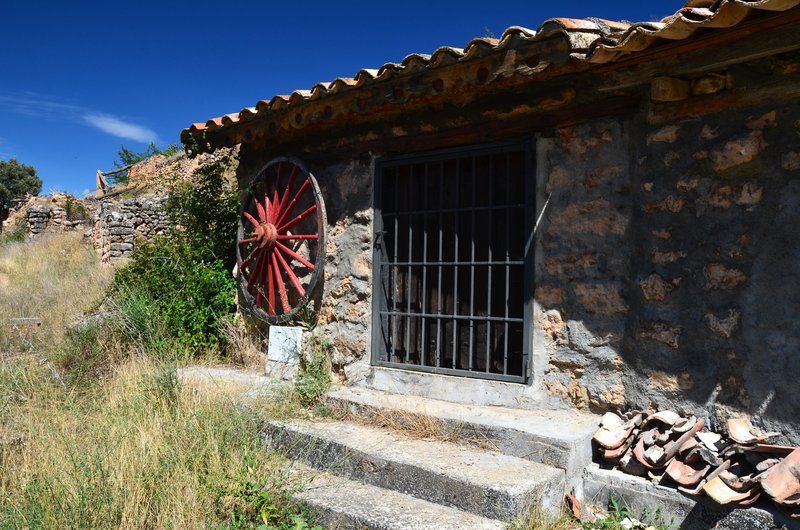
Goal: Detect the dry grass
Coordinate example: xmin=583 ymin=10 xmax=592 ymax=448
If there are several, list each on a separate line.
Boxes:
xmin=0 ymin=232 xmax=113 ymax=354
xmin=329 ymin=400 xmax=502 ymax=450
xmin=0 ymin=356 xmax=305 ymax=529
xmin=219 ymin=315 xmax=267 ymax=370
xmin=0 ymin=233 xmax=319 ymax=529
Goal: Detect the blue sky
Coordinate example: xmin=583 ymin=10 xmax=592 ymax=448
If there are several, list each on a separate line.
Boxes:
xmin=1 ymin=1 xmax=677 ymax=196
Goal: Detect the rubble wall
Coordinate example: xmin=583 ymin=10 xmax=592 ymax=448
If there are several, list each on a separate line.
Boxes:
xmin=535 ymin=102 xmax=800 ymax=444
xmin=1 ymin=194 xmax=94 ymax=237
xmin=93 ymin=196 xmax=168 ymax=263
xmin=534 ymin=119 xmax=634 ymax=415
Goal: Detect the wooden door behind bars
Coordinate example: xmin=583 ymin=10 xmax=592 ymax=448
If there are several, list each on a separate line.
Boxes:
xmin=372 ymin=143 xmax=533 ymax=383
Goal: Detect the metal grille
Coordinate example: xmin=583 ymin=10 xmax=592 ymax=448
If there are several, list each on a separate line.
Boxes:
xmin=372 ymin=143 xmax=533 ymax=383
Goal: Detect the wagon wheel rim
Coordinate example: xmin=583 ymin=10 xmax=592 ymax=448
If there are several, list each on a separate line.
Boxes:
xmin=236 ymin=157 xmax=326 ymax=324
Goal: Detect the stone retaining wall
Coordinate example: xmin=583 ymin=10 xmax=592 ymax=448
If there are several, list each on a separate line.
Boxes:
xmin=93 ymin=196 xmax=168 ymax=263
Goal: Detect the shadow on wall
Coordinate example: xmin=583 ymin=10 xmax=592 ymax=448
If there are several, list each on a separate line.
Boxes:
xmin=535 ymin=106 xmax=800 ymax=445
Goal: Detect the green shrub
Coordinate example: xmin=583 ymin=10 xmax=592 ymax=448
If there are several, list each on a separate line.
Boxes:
xmin=64 ymin=197 xmax=90 ymax=221
xmin=113 ymin=161 xmax=238 ymax=355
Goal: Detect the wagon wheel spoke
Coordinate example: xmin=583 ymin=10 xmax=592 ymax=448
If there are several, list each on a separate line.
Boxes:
xmin=276 ymin=242 xmax=314 ymax=270
xmin=243 ymin=211 xmax=260 ymax=228
xmin=275 ymin=179 xmax=311 ymax=228
xmin=275 ymin=247 xmax=305 ymax=297
xmin=236 ymin=157 xmax=326 ymax=323
xmin=267 ymin=258 xmax=276 ymax=316
xmin=277 ymin=204 xmax=317 ymax=234
xmin=271 ymin=252 xmax=291 ymax=313
xmin=277 ymin=234 xmax=319 ymax=241
xmin=255 ymin=249 xmax=270 ymax=308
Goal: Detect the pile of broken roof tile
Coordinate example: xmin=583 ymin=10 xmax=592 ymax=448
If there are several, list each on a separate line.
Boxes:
xmin=593 ymin=410 xmax=800 ymax=518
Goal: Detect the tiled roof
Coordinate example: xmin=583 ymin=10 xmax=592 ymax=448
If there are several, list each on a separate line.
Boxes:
xmin=588 ymin=0 xmax=800 ymax=63
xmin=182 ymin=0 xmax=800 ymax=150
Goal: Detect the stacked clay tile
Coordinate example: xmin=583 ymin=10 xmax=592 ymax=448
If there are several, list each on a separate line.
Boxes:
xmin=593 ymin=411 xmax=800 ymax=518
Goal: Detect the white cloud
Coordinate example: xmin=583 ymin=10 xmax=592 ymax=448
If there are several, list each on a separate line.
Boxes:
xmin=84 ymin=113 xmax=158 ymax=143
xmin=0 ymin=93 xmax=82 ymax=119
xmin=0 ymin=92 xmax=159 ymax=144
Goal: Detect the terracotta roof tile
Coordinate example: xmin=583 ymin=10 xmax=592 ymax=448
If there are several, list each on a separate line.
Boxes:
xmin=182 ymin=0 xmax=800 ymax=150
xmin=588 ymin=0 xmax=800 ymax=63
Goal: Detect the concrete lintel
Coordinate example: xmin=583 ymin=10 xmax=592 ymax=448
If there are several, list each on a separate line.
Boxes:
xmin=357 ymin=366 xmax=548 ymax=409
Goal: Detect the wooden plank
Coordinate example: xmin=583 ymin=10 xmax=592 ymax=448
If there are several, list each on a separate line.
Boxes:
xmin=597 ymin=12 xmax=800 ymax=91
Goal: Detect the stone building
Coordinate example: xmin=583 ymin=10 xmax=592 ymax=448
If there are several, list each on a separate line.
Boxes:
xmin=182 ymin=0 xmax=800 ymax=446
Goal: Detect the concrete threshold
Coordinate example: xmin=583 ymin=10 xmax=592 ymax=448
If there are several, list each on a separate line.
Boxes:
xmin=357 ymin=366 xmax=546 ymax=409
xmin=265 ymin=419 xmax=565 ymax=520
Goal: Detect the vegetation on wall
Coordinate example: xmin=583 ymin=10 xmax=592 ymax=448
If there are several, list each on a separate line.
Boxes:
xmin=109 ymin=143 xmax=181 ymax=185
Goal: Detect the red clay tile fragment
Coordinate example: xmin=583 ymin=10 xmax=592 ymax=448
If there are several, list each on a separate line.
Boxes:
xmin=703 ymin=476 xmax=758 ymax=504
xmin=564 ymin=492 xmax=581 ymax=518
xmin=603 ymin=437 xmax=634 ymax=460
xmin=643 ymin=410 xmax=681 ymax=428
xmin=665 ymin=458 xmax=709 ymax=487
xmin=778 ymin=493 xmax=800 ymax=506
xmin=696 ymin=430 xmax=723 ymax=449
xmin=762 ymin=448 xmax=800 ymax=504
xmin=679 ymin=460 xmax=731 ymax=495
xmin=727 ymin=418 xmax=780 ymax=444
xmin=673 ymin=415 xmax=697 ymax=433
xmin=751 ymin=444 xmax=796 ymax=455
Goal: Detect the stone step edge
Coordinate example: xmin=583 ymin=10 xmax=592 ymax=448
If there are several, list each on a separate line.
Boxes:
xmin=292 ymin=467 xmax=507 ymax=530
xmin=323 ymin=386 xmax=595 ymax=485
xmin=264 ymin=418 xmax=565 ymax=520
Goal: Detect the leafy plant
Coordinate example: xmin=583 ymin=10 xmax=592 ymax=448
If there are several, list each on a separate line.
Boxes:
xmin=0 ymin=215 xmax=27 ymax=245
xmin=293 ymin=335 xmax=331 ymax=407
xmin=113 ymin=161 xmax=239 ymax=354
xmin=580 ymin=496 xmax=670 ymax=530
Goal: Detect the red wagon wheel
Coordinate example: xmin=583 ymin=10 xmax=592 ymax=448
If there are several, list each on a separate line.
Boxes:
xmin=236 ymin=157 xmax=326 ymax=323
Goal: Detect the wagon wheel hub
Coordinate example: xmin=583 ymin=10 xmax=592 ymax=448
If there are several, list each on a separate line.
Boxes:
xmin=254 ymin=222 xmax=278 ymax=249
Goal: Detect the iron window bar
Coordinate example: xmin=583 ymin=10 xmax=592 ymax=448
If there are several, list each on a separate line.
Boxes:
xmin=372 ymin=143 xmax=532 ymax=383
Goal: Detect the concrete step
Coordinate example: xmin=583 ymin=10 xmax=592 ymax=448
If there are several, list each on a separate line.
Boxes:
xmin=324 ymin=386 xmax=598 ymax=490
xmin=264 ymin=419 xmax=565 ymax=520
xmin=295 ymin=469 xmax=506 ymax=530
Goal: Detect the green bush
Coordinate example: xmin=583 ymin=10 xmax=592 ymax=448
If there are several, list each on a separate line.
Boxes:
xmin=113 ymin=162 xmax=238 ymax=355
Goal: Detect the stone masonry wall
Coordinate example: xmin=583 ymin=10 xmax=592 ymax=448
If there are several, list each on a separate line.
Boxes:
xmin=534 ymin=119 xmax=634 ymax=414
xmin=627 ymin=102 xmax=800 ymax=443
xmin=3 ymin=194 xmax=94 ymax=238
xmin=314 ymin=158 xmax=374 ymax=382
xmin=93 ymin=196 xmax=168 ymax=263
xmin=535 ymin=102 xmax=800 ymax=444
